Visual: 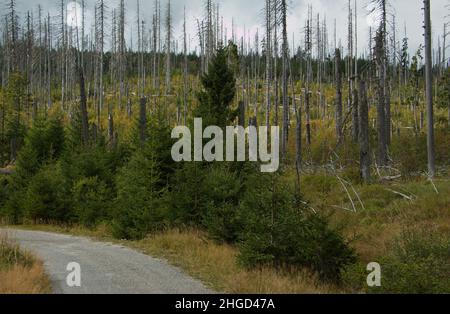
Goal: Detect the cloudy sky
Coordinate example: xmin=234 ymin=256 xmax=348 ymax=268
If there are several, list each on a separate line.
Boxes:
xmin=14 ymin=0 xmax=449 ymax=56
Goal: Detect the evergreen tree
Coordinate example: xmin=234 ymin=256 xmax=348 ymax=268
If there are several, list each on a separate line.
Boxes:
xmin=238 ymin=170 xmax=356 ymax=283
xmin=113 ymin=150 xmax=166 ymax=240
xmin=195 ymin=44 xmax=237 ymax=127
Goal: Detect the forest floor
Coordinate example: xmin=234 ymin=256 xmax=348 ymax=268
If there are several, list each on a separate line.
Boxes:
xmin=3 ymin=172 xmax=449 ymax=294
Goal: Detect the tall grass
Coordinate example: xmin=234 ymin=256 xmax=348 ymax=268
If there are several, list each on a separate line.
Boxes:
xmin=0 ymin=232 xmax=51 ymax=294
xmin=130 ymin=228 xmax=334 ymax=294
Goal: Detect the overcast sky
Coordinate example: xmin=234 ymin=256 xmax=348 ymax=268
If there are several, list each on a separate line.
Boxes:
xmin=13 ymin=0 xmax=449 ymax=57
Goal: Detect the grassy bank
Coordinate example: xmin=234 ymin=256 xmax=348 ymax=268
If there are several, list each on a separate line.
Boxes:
xmin=0 ymin=232 xmax=51 ymax=294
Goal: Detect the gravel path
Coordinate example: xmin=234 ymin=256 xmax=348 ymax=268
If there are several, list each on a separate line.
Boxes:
xmin=3 ymin=229 xmax=213 ymax=294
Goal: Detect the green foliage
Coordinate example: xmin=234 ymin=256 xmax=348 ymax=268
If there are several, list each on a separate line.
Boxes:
xmin=195 ymin=45 xmax=237 ymax=126
xmin=0 ymin=175 xmax=11 ymax=212
xmin=343 ymin=228 xmax=450 ymax=293
xmin=60 ymin=144 xmax=126 ymax=190
xmin=72 ymin=177 xmax=111 ymax=228
xmin=22 ymin=164 xmax=71 ymax=223
xmin=169 ymin=162 xmax=207 ymax=226
xmin=201 ymin=164 xmax=243 ymax=243
xmin=1 ymin=117 xmax=66 ymax=223
xmin=112 ymin=151 xmax=167 ymax=240
xmin=238 ymin=171 xmax=356 ymax=283
xmin=437 ymin=68 xmax=450 ymax=110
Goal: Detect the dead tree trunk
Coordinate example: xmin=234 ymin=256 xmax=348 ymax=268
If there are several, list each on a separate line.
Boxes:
xmin=359 ymin=80 xmax=370 ymax=182
xmin=335 ymin=48 xmax=343 ymax=143
xmin=77 ymin=62 xmax=89 ymax=145
xmin=375 ymin=30 xmax=387 ymax=166
xmin=424 ymin=0 xmax=436 ymax=177
xmin=139 ymin=97 xmax=147 ymax=144
xmin=352 ymin=84 xmax=359 ymax=142
xmin=281 ymin=0 xmax=288 ymax=160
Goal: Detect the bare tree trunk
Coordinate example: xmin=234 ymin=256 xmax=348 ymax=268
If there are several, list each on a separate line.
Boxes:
xmin=165 ymin=0 xmax=172 ymax=95
xmin=305 ymin=7 xmax=312 ymax=145
xmin=359 ymin=80 xmax=371 ymax=182
xmin=265 ymin=0 xmax=272 ymax=129
xmin=281 ymin=0 xmax=288 ymax=160
xmin=183 ymin=7 xmax=188 ymax=125
xmin=139 ymin=97 xmax=147 ymax=144
xmin=335 ymin=48 xmax=343 ymax=143
xmin=352 ymin=86 xmax=359 ymax=142
xmin=424 ymin=0 xmax=436 ymax=177
xmin=77 ymin=61 xmax=89 ymax=145
xmin=108 ymin=111 xmax=115 ymax=147
xmin=375 ymin=30 xmax=387 ymax=166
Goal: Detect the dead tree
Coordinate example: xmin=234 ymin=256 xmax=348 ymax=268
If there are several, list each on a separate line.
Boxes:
xmin=183 ymin=7 xmax=188 ymax=125
xmin=281 ymin=0 xmax=288 ymax=159
xmin=118 ymin=0 xmax=126 ymax=110
xmin=139 ymin=97 xmax=147 ymax=144
xmin=424 ymin=0 xmax=436 ymax=177
xmin=264 ymin=0 xmax=272 ymax=129
xmin=96 ymin=0 xmax=106 ymax=129
xmin=305 ymin=6 xmax=312 ymax=145
xmin=335 ymin=48 xmax=343 ymax=143
xmin=375 ymin=29 xmax=388 ymax=166
xmin=359 ymin=80 xmax=371 ymax=182
xmin=165 ymin=0 xmax=172 ymax=95
xmin=352 ymin=85 xmax=359 ymax=142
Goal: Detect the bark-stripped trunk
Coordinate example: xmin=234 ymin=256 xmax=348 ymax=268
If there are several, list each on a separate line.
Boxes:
xmin=335 ymin=48 xmax=343 ymax=143
xmin=359 ymin=80 xmax=370 ymax=182
xmin=424 ymin=0 xmax=436 ymax=177
xmin=281 ymin=0 xmax=288 ymax=160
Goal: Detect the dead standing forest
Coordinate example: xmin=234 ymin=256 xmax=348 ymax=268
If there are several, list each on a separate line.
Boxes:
xmin=1 ymin=0 xmax=450 ymax=293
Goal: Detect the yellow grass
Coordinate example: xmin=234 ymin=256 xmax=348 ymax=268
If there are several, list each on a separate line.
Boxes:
xmin=117 ymin=228 xmax=332 ymax=293
xmin=0 ymin=263 xmax=52 ymax=294
xmin=0 ymin=233 xmax=51 ymax=294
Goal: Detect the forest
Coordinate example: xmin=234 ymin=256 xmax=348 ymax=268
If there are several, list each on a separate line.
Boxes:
xmin=0 ymin=0 xmax=450 ymax=293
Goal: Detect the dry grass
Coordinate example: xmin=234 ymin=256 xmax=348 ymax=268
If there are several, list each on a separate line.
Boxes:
xmin=130 ymin=229 xmax=333 ymax=294
xmin=0 ymin=263 xmax=52 ymax=294
xmin=0 ymin=232 xmax=51 ymax=294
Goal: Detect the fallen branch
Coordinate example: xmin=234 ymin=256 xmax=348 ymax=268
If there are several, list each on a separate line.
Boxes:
xmin=385 ymin=188 xmax=414 ymax=201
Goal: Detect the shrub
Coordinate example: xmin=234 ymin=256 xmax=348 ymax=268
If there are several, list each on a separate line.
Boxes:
xmin=201 ymin=164 xmax=243 ymax=243
xmin=238 ymin=171 xmax=356 ymax=283
xmin=0 ymin=175 xmax=10 ymax=211
xmin=343 ymin=228 xmax=450 ymax=293
xmin=112 ymin=152 xmax=167 ymax=240
xmin=169 ymin=162 xmax=207 ymax=226
xmin=72 ymin=177 xmax=111 ymax=227
xmin=22 ymin=164 xmax=71 ymax=223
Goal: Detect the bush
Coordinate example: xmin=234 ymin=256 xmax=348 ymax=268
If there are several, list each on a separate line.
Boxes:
xmin=72 ymin=177 xmax=111 ymax=227
xmin=238 ymin=171 xmax=356 ymax=283
xmin=22 ymin=164 xmax=71 ymax=223
xmin=169 ymin=162 xmax=207 ymax=226
xmin=112 ymin=151 xmax=167 ymax=240
xmin=343 ymin=228 xmax=450 ymax=293
xmin=0 ymin=175 xmax=10 ymax=211
xmin=201 ymin=164 xmax=243 ymax=243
